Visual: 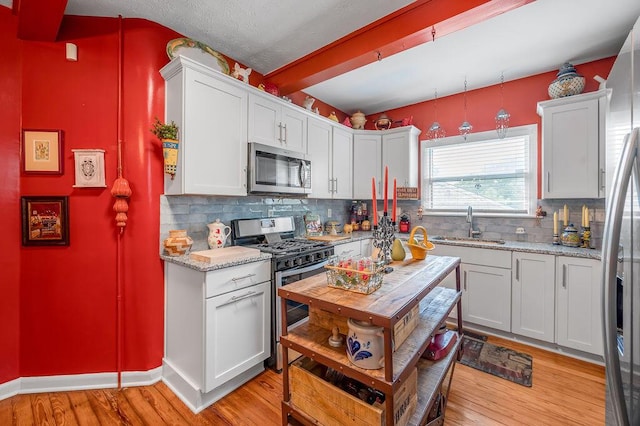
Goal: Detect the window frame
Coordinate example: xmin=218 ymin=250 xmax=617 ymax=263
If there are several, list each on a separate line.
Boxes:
xmin=421 ymin=124 xmax=538 ymax=218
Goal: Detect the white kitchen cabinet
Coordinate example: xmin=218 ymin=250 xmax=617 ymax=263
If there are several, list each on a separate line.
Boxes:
xmin=537 ymin=90 xmax=607 ymax=199
xmin=555 ymin=256 xmax=603 ymax=356
xmin=352 ymin=132 xmax=382 ymax=200
xmin=432 ymin=245 xmax=511 ymax=331
xmin=248 ymin=92 xmax=307 ymax=153
xmin=307 ymin=117 xmax=353 ymax=199
xmin=333 ymin=240 xmax=361 ymax=258
xmin=160 ymin=56 xmax=248 ymax=196
xmin=164 ymin=259 xmax=271 ymax=412
xmin=382 ymin=126 xmax=421 ymax=198
xmin=511 ymin=252 xmax=555 ymax=343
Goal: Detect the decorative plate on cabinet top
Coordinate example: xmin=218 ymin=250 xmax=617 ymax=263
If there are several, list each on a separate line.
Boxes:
xmin=166 ymin=38 xmax=230 ymax=75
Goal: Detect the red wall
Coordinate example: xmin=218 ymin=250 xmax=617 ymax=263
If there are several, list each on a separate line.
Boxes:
xmin=14 ymin=13 xmax=179 ymax=377
xmin=0 ymin=6 xmax=21 ymax=384
xmin=375 ymin=58 xmax=615 ymax=198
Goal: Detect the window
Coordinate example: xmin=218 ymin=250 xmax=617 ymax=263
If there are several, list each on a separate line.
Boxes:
xmin=422 ymin=125 xmax=537 ymax=216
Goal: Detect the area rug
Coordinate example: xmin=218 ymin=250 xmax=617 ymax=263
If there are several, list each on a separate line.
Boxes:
xmin=458 ymin=335 xmax=533 ymax=387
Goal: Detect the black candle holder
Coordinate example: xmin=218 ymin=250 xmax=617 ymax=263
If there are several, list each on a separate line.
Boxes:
xmin=373 ymin=213 xmax=395 ymax=266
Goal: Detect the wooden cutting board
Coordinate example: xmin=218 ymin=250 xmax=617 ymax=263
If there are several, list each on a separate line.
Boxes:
xmin=306 ymin=235 xmax=352 ymax=242
xmin=189 ymin=246 xmax=261 ymax=264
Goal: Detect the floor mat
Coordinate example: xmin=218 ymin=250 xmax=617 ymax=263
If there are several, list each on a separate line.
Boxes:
xmin=458 ymin=335 xmax=533 ymax=387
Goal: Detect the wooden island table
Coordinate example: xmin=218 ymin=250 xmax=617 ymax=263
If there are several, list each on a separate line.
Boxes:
xmin=278 ymin=254 xmax=463 ymax=426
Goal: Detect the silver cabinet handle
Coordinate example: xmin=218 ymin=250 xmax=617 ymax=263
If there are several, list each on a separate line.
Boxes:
xmin=277 ymin=122 xmax=282 ymax=143
xmin=562 ymin=264 xmax=566 ymax=289
xmin=283 ymin=123 xmax=287 ymax=143
xmin=516 ymin=259 xmax=520 ymax=281
xmin=220 ymin=290 xmax=257 ymax=307
xmin=340 ymin=249 xmax=353 ymax=255
xmin=600 ymin=168 xmax=606 ymax=190
xmin=547 ymin=171 xmax=551 ymax=193
xmin=463 ymin=271 xmax=467 ymax=291
xmin=231 ymin=273 xmax=256 ymax=282
xmin=334 ymin=178 xmax=338 ymax=193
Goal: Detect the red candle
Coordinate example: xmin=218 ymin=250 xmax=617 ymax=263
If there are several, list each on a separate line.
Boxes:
xmin=372 ymin=177 xmax=378 ymax=226
xmin=383 ymin=166 xmax=388 ymax=213
xmin=392 ymin=178 xmax=397 ymax=222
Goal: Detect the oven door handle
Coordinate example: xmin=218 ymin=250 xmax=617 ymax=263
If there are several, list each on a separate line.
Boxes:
xmin=276 ymin=259 xmax=330 ymax=281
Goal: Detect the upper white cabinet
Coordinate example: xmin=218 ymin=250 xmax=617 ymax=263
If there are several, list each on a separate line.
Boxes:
xmin=511 ymin=252 xmax=555 ymax=343
xmin=555 ymin=256 xmax=603 ymax=356
xmin=248 ymin=93 xmax=307 ymax=153
xmin=161 ymin=57 xmax=248 ymax=196
xmin=537 ymin=90 xmax=607 ymax=199
xmin=307 ymin=117 xmax=353 ymax=199
xmin=352 ymin=132 xmax=382 ymax=200
xmin=382 ymin=126 xmax=421 ymax=199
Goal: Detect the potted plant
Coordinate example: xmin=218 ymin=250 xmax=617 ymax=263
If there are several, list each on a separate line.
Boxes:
xmin=151 ymin=117 xmax=179 ymax=180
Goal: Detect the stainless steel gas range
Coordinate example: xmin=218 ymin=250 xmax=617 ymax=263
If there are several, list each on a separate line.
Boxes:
xmin=230 ymin=216 xmax=334 ymax=370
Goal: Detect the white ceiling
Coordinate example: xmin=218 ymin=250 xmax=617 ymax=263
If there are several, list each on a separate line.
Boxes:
xmin=3 ymin=0 xmax=640 ymax=115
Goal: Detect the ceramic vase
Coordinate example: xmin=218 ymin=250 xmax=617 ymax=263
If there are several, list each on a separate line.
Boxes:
xmin=162 ymin=138 xmax=179 ymax=180
xmin=350 ymin=111 xmax=367 ymax=129
xmin=207 ymin=219 xmax=231 ymax=249
xmin=561 ymin=224 xmax=581 ymax=247
xmin=346 ymin=318 xmax=384 ymax=369
xmin=548 ymin=62 xmax=585 ymax=99
xmin=164 ymin=229 xmax=193 ymax=256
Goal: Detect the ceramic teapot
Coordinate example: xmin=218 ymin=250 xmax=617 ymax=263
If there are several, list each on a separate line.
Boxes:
xmin=207 ymin=219 xmax=231 ymax=249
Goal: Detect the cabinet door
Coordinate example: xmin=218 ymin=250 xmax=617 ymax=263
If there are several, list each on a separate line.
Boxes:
xmin=382 ymin=127 xmax=419 ymax=199
xmin=353 ymin=133 xmax=382 ymax=200
xmin=556 ymin=257 xmax=603 ymax=355
xmin=281 ymin=106 xmax=307 ymax=153
xmin=541 ymin=96 xmax=601 ymax=198
xmin=178 ymin=68 xmax=248 ymax=195
xmin=204 ymin=280 xmax=270 ymax=392
xmin=248 ymin=93 xmax=281 ymax=147
xmin=512 ymin=252 xmax=555 ymax=342
xmin=463 ymin=264 xmax=511 ymax=331
xmin=307 ymin=118 xmax=332 ymax=198
xmin=332 ymin=126 xmax=353 ymax=199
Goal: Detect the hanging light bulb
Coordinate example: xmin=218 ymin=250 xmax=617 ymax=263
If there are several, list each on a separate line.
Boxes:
xmin=427 ymin=90 xmax=446 ymax=142
xmin=458 ymin=78 xmax=472 ymax=140
xmin=496 ymin=73 xmax=510 ymax=139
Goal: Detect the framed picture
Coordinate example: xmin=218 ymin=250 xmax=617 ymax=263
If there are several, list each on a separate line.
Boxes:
xmin=21 ymin=196 xmax=69 ymax=246
xmin=22 ymin=129 xmax=63 ymax=174
xmin=72 ymin=149 xmax=106 ymax=187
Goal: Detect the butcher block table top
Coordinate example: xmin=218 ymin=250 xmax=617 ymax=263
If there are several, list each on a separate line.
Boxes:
xmin=278 ymin=254 xmax=460 ymax=329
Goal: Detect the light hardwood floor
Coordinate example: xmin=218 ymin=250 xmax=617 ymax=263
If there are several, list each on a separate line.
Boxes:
xmin=0 ymin=336 xmax=605 ymax=425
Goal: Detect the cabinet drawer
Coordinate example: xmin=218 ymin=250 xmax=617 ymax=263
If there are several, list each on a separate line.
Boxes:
xmin=334 ymin=241 xmax=362 ymax=257
xmin=205 ymin=260 xmax=270 ymax=298
xmin=431 ymin=245 xmax=511 ymax=269
xmin=290 ymin=357 xmax=417 ymax=426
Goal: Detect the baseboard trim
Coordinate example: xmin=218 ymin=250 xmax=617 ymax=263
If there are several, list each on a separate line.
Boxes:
xmin=0 ymin=367 xmax=163 ymax=401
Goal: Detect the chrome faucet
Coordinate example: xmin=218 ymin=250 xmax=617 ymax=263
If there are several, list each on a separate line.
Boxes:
xmin=467 ymin=206 xmax=481 ymax=238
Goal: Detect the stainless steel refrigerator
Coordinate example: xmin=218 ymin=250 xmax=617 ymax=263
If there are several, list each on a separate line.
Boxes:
xmin=602 ymin=14 xmax=640 ymax=426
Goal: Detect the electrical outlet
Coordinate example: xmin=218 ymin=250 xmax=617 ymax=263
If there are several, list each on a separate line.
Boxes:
xmin=327 ymin=208 xmax=332 ymax=218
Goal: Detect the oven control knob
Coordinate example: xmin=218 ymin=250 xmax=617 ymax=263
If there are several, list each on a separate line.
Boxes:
xmin=285 ymin=259 xmax=293 ymax=268
xmin=317 ymin=251 xmax=325 ymax=260
xmin=295 ymin=257 xmax=303 ymax=266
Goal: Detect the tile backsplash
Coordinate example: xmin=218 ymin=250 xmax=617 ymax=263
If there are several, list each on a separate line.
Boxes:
xmin=160 ymin=196 xmax=605 ymax=252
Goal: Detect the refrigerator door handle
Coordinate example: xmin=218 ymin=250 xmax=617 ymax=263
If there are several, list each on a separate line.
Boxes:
xmin=602 ymin=128 xmax=639 ymax=426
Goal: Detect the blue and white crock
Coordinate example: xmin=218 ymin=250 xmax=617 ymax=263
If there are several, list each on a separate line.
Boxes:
xmin=346 ymin=318 xmax=385 ymax=370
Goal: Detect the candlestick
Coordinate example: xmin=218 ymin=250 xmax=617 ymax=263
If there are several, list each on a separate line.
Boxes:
xmin=585 ymin=207 xmax=589 ymax=227
xmin=563 ymin=204 xmax=568 ymax=226
xmin=392 ymin=178 xmax=397 ymax=222
xmin=383 ymin=166 xmax=388 ymax=213
xmin=372 ymin=177 xmax=378 ymax=226
xmin=581 ymin=205 xmax=586 ymax=227
xmin=553 ymin=211 xmax=558 ymax=235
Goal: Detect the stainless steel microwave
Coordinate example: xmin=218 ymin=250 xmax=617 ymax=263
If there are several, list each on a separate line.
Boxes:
xmin=248 ymin=143 xmax=311 ymax=195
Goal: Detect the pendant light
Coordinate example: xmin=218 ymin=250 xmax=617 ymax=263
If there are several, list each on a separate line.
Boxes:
xmin=458 ymin=78 xmax=472 ymax=140
xmin=495 ymin=73 xmax=510 ymax=139
xmin=427 ymin=90 xmax=445 ymax=142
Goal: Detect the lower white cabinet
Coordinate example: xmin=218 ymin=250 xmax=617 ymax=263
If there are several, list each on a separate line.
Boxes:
xmin=511 ymin=252 xmax=555 ymax=342
xmin=432 ymin=245 xmax=511 ymax=331
xmin=333 ymin=240 xmax=362 ymax=257
xmin=164 ymin=259 xmax=271 ymax=411
xmin=463 ymin=263 xmax=511 ymax=332
xmin=555 ymin=256 xmax=603 ymax=356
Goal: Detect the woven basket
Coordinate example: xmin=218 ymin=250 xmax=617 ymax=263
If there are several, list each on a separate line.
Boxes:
xmin=406 ymin=226 xmax=435 ymax=260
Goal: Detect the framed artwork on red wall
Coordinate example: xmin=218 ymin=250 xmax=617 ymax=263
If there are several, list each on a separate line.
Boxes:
xmin=21 ymin=129 xmax=63 ymax=174
xmin=21 ymin=196 xmax=69 ymax=246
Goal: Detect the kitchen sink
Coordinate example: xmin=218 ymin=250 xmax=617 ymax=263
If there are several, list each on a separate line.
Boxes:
xmin=430 ymin=236 xmax=506 ymax=245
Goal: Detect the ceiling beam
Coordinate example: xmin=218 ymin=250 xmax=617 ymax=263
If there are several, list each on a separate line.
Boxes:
xmin=266 ymin=0 xmax=535 ymax=95
xmin=16 ymin=0 xmax=68 ymax=41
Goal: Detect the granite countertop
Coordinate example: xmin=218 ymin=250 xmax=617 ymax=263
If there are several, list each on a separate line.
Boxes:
xmin=160 ymin=252 xmax=272 ymax=272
